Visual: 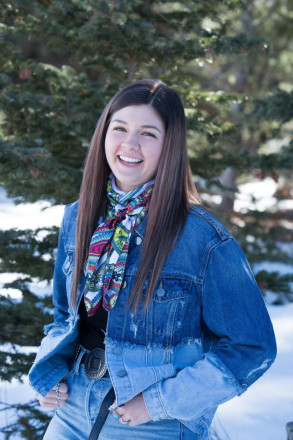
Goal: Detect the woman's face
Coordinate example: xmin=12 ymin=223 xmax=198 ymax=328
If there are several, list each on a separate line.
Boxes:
xmin=105 ymin=104 xmax=165 ymax=192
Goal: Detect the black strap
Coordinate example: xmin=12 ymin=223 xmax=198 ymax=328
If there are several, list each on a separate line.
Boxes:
xmin=88 ymin=387 xmax=115 ymax=440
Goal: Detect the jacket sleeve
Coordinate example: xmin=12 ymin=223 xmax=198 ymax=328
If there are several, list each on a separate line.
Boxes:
xmin=44 ymin=206 xmax=71 ymax=333
xmin=28 ymin=205 xmax=78 ymax=395
xmin=143 ymin=237 xmax=277 ymax=422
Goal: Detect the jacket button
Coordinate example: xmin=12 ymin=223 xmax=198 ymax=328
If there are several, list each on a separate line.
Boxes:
xmin=117 ymin=369 xmax=127 ymax=377
xmin=156 ymin=282 xmax=165 ymax=298
xmin=135 ymin=236 xmax=143 ymax=245
xmin=122 ymin=280 xmax=127 ymax=289
xmin=113 ymin=347 xmax=122 ymax=355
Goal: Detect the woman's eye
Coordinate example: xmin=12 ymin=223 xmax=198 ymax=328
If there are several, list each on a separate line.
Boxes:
xmin=142 ymin=131 xmax=156 ymax=138
xmin=113 ymin=126 xmax=126 ymax=132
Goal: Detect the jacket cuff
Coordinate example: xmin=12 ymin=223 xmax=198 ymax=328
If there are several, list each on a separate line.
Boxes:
xmin=143 ymin=383 xmax=172 ymax=421
xmin=143 ymin=351 xmax=243 ymax=422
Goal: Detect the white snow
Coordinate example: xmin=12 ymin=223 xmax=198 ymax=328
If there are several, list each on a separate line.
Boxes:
xmin=234 ymin=177 xmax=278 ymax=212
xmin=0 ymin=187 xmax=64 ymax=230
xmin=211 ymin=304 xmax=293 ymax=440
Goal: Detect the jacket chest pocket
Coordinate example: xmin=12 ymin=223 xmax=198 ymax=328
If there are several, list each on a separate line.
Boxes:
xmin=149 ymin=278 xmax=191 ymax=341
xmin=125 ymin=276 xmax=192 ymax=346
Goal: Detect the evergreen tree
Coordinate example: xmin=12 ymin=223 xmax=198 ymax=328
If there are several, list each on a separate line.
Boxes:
xmin=0 ymin=0 xmax=292 ymax=437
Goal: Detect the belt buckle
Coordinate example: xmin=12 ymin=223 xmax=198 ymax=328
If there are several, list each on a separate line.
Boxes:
xmin=84 ymin=348 xmax=108 ymax=380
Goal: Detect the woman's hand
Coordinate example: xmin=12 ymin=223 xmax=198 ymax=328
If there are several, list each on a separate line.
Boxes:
xmin=112 ymin=393 xmax=151 ymax=426
xmin=38 ymin=382 xmax=69 ymax=408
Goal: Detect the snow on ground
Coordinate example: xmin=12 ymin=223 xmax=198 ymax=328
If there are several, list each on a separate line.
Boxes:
xmin=0 ymin=378 xmax=39 ymax=437
xmin=234 ymin=177 xmax=277 ymax=212
xmin=0 ymin=182 xmax=292 ymax=439
xmin=0 ymin=187 xmax=65 ymax=230
xmin=211 ymin=304 xmax=293 ymax=440
xmin=234 ymin=176 xmax=293 ymax=213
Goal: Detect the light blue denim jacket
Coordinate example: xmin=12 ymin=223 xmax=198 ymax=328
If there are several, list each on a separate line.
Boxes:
xmin=29 ymin=202 xmax=276 ymax=436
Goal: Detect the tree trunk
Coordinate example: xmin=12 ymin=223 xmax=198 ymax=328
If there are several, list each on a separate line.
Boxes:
xmin=219 ymin=5 xmax=254 ymax=214
xmin=219 ymin=167 xmax=237 ymax=214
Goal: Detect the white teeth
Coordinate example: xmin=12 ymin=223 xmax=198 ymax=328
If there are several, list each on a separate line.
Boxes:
xmin=119 ymin=155 xmax=142 ymax=163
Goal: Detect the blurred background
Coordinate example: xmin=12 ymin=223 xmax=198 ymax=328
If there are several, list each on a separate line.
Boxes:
xmin=0 ymin=1 xmax=292 ymax=439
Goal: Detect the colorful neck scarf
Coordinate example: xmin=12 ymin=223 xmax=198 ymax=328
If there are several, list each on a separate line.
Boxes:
xmin=83 ymin=175 xmax=153 ymax=316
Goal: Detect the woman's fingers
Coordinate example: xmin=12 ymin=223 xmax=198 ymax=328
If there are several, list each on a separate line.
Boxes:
xmin=52 ymin=382 xmax=68 ymax=393
xmin=39 ymin=394 xmax=68 ymax=407
xmin=40 ymin=392 xmax=68 ymax=403
xmin=38 ymin=382 xmax=69 ymax=408
xmin=111 ymin=393 xmax=151 ymax=426
xmin=39 ymin=400 xmax=66 ymax=409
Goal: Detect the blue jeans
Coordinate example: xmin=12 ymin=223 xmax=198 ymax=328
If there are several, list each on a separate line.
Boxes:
xmin=43 ymin=347 xmax=199 ymax=440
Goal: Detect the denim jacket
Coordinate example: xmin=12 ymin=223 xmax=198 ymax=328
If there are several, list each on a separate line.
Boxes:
xmin=29 ymin=202 xmax=276 ymax=437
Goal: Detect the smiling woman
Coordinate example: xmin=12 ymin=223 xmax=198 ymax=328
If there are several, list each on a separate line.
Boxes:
xmin=28 ymin=79 xmax=276 ymax=440
xmin=105 ymin=105 xmax=165 ymax=191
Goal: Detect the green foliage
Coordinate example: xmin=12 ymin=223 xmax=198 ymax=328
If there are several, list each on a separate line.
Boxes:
xmin=230 ymin=215 xmax=293 ymax=265
xmin=0 ymin=228 xmax=55 ymax=385
xmin=189 ymin=139 xmax=293 ymax=179
xmin=0 ymin=287 xmax=53 ymax=348
xmin=0 ymin=286 xmax=53 ymax=381
xmin=255 ymin=270 xmax=293 ymax=297
xmin=0 ymin=0 xmax=270 ymax=204
xmin=0 ymin=227 xmax=58 ymax=279
xmin=0 ymin=350 xmax=36 ymax=382
xmin=252 ymin=88 xmax=293 ymax=124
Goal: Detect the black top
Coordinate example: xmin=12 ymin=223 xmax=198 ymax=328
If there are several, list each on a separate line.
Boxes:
xmin=79 ymin=299 xmax=108 ymax=350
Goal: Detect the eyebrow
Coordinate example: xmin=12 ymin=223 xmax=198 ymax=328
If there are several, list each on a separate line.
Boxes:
xmin=111 ymin=119 xmax=162 ymax=133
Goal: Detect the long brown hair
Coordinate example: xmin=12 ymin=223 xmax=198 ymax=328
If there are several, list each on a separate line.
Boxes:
xmin=71 ymin=79 xmax=200 ymax=311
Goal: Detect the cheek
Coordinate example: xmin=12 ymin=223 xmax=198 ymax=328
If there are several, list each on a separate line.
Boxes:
xmin=150 ymin=145 xmax=163 ymax=170
xmin=104 ymin=135 xmax=115 ymax=160
xmin=105 ymin=132 xmax=123 ymax=153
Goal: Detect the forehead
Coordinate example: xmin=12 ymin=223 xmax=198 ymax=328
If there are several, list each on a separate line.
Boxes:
xmin=110 ymin=104 xmax=164 ymax=128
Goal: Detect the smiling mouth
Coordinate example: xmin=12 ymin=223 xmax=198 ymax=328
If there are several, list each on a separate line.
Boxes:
xmin=118 ymin=155 xmax=143 ymax=165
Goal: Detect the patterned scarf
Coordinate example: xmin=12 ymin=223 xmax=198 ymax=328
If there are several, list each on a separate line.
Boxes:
xmin=83 ymin=176 xmax=153 ymax=316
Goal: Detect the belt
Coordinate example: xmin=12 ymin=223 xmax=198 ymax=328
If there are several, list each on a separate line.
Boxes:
xmin=75 ymin=344 xmax=108 ymax=380
xmin=74 ymin=345 xmax=114 ymax=440
xmin=88 ymin=387 xmax=115 ymax=440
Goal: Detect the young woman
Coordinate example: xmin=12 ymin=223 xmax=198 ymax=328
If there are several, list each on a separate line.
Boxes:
xmin=29 ymin=79 xmax=276 ymax=440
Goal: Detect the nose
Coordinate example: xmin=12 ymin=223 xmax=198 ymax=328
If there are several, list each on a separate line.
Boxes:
xmin=121 ymin=132 xmax=139 ymax=150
